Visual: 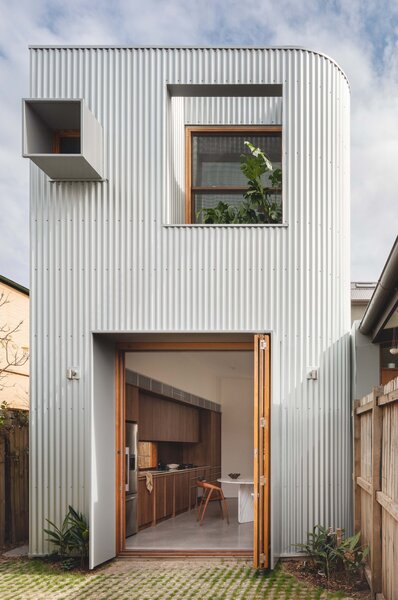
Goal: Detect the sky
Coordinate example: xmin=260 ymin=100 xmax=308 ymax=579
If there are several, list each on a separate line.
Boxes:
xmin=0 ymin=0 xmax=397 ymax=288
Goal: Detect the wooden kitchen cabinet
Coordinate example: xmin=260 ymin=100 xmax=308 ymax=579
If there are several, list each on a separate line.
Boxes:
xmin=155 ymin=476 xmax=166 ymax=521
xmin=210 ymin=411 xmax=221 ymax=466
xmin=154 ymin=472 xmax=186 ymax=522
xmin=138 ymin=477 xmax=154 ymax=528
xmin=139 ymin=393 xmax=154 ymax=440
xmin=126 ymin=385 xmax=139 ymax=421
xmin=177 ymin=403 xmax=199 ymax=442
xmin=165 ymin=473 xmax=174 ymax=517
xmin=174 ymin=471 xmax=190 ymax=514
xmin=138 ymin=467 xmax=220 ymax=530
xmin=139 ymin=392 xmax=199 ymax=442
xmin=182 ymin=410 xmax=221 ymax=466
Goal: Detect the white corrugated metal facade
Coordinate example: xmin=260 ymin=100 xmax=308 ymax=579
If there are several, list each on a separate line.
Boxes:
xmin=28 ymin=47 xmax=351 ymax=567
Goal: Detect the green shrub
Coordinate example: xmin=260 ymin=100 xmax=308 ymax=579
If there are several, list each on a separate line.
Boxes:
xmin=331 ymin=530 xmax=369 ymax=575
xmin=44 ymin=505 xmax=89 ymax=568
xmin=295 ymin=526 xmax=368 ymax=580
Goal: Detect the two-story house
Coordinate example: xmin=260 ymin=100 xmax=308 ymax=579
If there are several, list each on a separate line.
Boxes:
xmin=23 ymin=46 xmax=351 ymax=569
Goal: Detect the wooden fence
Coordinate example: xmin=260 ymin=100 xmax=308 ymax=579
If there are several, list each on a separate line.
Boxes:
xmin=0 ymin=420 xmax=29 ymax=547
xmin=354 ymin=377 xmax=398 ymax=600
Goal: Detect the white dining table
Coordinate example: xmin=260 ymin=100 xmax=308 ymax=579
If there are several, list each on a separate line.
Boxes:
xmin=217 ymin=477 xmax=254 ymax=523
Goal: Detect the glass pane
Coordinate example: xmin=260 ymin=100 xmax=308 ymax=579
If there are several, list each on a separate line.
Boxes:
xmin=195 ymin=192 xmax=246 ymax=212
xmin=194 ymin=191 xmax=282 ymax=224
xmin=192 ymin=133 xmax=281 ymax=187
xmin=60 ymin=136 xmax=81 ymax=154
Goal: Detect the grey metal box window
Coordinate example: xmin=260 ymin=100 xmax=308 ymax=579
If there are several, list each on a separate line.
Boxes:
xmin=22 ymin=99 xmax=103 ymax=181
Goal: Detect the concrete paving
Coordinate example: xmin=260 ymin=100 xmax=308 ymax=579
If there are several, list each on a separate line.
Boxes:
xmin=125 ymin=498 xmax=253 ymax=550
xmin=3 ymin=544 xmax=28 ymax=557
xmin=0 ymin=556 xmax=356 ymax=599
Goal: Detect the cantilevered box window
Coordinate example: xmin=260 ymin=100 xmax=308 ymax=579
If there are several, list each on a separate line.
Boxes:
xmin=186 ymin=126 xmax=282 ymax=224
xmin=22 ymin=99 xmax=103 ymax=181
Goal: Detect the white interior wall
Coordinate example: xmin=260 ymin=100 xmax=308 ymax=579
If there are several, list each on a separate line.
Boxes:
xmin=125 ymin=352 xmax=253 ymax=497
xmin=220 ymin=377 xmax=253 ymax=498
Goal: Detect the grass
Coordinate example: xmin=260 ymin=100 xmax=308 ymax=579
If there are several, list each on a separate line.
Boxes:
xmin=0 ymin=557 xmax=359 ymax=599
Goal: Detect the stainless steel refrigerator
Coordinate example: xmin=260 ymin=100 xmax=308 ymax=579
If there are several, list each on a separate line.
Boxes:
xmin=125 ymin=422 xmax=138 ymax=537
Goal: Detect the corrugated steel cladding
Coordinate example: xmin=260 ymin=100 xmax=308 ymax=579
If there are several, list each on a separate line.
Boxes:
xmin=29 ymin=47 xmax=351 ymax=558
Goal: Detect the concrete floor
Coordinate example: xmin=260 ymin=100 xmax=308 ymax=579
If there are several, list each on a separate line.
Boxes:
xmin=125 ymin=498 xmax=252 ymax=550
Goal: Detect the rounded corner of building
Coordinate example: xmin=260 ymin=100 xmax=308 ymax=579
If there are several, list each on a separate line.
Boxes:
xmin=284 ymin=46 xmax=349 ymax=89
xmin=307 ymin=48 xmax=350 ymax=89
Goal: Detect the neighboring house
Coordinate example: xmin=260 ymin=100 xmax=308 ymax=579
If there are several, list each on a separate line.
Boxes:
xmin=352 ymin=237 xmax=398 ymax=396
xmin=0 ymin=275 xmax=29 ymax=410
xmin=351 ymin=282 xmax=376 ymax=324
xmin=23 ymin=46 xmax=351 ymax=570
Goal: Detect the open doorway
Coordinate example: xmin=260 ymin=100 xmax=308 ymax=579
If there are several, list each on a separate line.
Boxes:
xmin=114 ymin=336 xmax=270 ymax=566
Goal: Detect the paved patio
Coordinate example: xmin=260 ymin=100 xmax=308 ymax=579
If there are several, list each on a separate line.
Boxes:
xmin=0 ymin=556 xmax=361 ymax=599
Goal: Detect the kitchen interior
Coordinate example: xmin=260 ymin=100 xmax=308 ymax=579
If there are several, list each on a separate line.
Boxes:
xmin=124 ymin=351 xmax=254 ymax=551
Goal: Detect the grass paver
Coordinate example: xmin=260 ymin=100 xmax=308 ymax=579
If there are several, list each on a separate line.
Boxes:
xmin=0 ymin=557 xmax=361 ymax=599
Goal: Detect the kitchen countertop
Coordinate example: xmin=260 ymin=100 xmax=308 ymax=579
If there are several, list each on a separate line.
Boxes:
xmin=138 ymin=465 xmax=211 ymax=478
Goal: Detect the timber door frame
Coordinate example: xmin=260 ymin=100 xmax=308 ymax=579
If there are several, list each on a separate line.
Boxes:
xmin=253 ymin=334 xmax=271 ymax=569
xmin=114 ymin=337 xmax=271 ymax=563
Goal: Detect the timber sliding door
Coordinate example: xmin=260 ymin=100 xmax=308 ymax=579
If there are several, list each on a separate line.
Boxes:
xmin=253 ymin=334 xmax=271 ymax=569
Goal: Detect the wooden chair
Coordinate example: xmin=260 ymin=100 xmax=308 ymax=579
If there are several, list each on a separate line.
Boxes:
xmin=196 ymin=481 xmax=229 ymax=525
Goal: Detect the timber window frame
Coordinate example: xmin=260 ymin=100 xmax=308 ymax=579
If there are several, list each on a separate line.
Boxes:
xmin=185 ymin=125 xmax=282 ymax=224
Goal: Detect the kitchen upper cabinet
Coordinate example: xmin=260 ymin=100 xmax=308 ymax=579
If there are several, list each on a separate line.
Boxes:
xmin=139 ymin=393 xmax=154 ymax=440
xmin=139 ymin=393 xmax=199 ymax=443
xmin=177 ymin=403 xmax=199 ymax=443
xmin=126 ymin=385 xmax=139 ymax=421
xmin=182 ymin=409 xmax=221 ymax=467
xmin=210 ymin=411 xmax=221 ymax=466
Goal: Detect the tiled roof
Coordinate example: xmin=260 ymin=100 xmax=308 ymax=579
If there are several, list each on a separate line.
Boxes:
xmin=351 ymin=282 xmax=377 ymax=302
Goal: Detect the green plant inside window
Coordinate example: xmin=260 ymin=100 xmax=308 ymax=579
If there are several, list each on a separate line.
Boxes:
xmin=197 ymin=141 xmax=282 ymax=224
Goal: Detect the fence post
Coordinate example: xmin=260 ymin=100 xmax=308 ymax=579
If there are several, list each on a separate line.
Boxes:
xmin=371 ymin=387 xmax=383 ymax=597
xmin=353 ymin=399 xmax=361 ymax=533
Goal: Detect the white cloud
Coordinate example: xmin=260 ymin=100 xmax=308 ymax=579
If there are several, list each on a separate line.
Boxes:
xmin=0 ymin=0 xmax=397 ymax=285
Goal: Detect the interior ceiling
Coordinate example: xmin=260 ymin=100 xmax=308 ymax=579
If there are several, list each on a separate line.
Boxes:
xmin=126 ymin=351 xmax=253 ymax=380
xmin=384 ymin=308 xmax=398 ymax=330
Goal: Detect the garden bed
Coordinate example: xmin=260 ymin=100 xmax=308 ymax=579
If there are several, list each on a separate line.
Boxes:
xmin=282 ymin=559 xmax=371 ymax=599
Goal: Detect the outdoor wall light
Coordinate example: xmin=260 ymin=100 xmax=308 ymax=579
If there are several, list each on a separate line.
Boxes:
xmin=66 ymin=368 xmax=80 ymax=380
xmin=307 ymin=368 xmax=318 ymax=380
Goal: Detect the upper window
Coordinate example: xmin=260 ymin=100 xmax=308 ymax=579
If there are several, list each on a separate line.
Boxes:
xmin=185 ymin=126 xmax=282 ymax=224
xmin=23 ymin=99 xmax=103 ymax=180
